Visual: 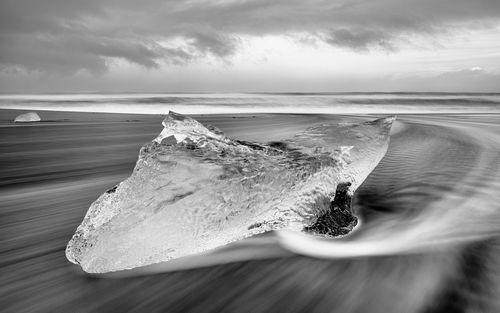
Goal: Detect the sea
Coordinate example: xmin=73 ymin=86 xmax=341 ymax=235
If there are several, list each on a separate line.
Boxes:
xmin=1 ymin=92 xmax=499 ymax=114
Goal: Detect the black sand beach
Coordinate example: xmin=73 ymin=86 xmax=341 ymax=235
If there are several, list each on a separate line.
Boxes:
xmin=2 ymin=109 xmax=500 ymax=313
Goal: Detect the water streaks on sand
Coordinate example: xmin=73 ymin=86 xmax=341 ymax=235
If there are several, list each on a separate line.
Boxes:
xmin=1 ymin=111 xmax=500 ymax=313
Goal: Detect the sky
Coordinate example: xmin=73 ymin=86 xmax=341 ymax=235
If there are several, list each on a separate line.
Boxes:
xmin=1 ymin=0 xmax=500 ymax=93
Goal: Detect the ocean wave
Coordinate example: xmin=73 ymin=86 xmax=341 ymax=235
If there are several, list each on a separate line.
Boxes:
xmin=1 ymin=93 xmax=499 ymax=114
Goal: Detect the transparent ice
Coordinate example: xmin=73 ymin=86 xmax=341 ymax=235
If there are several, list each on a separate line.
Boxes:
xmin=66 ymin=112 xmax=395 ymax=273
xmin=14 ymin=112 xmax=41 ymax=122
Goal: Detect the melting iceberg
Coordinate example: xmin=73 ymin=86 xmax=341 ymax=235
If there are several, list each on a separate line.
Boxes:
xmin=66 ymin=112 xmax=395 ymax=273
xmin=14 ymin=112 xmax=41 ymax=122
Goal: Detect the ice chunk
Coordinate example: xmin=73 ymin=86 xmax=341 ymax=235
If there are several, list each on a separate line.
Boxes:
xmin=14 ymin=112 xmax=41 ymax=123
xmin=66 ymin=112 xmax=395 ymax=273
xmin=154 ymin=111 xmax=227 ymax=144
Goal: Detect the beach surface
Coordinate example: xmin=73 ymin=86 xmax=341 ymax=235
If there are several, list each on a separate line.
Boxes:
xmin=1 ymin=109 xmax=500 ymax=313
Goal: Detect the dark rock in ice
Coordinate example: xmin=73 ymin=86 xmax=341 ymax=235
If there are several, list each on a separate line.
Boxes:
xmin=304 ymin=182 xmax=357 ymax=237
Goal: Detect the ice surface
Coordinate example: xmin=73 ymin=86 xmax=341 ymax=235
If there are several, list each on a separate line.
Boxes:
xmin=66 ymin=112 xmax=395 ymax=273
xmin=14 ymin=112 xmax=41 ymax=122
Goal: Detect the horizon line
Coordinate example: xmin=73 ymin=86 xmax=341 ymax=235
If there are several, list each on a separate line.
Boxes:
xmin=1 ymin=91 xmax=500 ymax=95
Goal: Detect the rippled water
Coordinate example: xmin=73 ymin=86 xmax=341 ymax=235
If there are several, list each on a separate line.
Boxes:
xmin=1 ymin=108 xmax=500 ymax=312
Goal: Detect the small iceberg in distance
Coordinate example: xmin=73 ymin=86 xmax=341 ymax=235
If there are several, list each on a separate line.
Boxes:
xmin=66 ymin=112 xmax=395 ymax=273
xmin=14 ymin=112 xmax=41 ymax=123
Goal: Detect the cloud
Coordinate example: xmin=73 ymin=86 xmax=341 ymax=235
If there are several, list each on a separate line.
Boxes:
xmin=188 ymin=32 xmax=239 ymax=58
xmin=1 ymin=0 xmax=500 ymax=74
xmin=381 ymin=68 xmax=500 ymax=92
xmin=324 ymin=28 xmax=396 ymax=51
xmin=434 ymin=67 xmax=500 ymax=89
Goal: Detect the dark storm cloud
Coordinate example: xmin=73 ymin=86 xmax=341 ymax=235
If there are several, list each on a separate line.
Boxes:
xmin=188 ymin=32 xmax=239 ymax=58
xmin=1 ymin=0 xmax=500 ymax=74
xmin=324 ymin=29 xmax=396 ymax=51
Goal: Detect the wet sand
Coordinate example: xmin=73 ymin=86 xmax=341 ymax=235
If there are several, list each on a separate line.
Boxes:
xmin=1 ymin=109 xmax=500 ymax=313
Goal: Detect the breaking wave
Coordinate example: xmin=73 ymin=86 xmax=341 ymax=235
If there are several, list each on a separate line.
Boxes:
xmin=1 ymin=92 xmax=499 ymax=114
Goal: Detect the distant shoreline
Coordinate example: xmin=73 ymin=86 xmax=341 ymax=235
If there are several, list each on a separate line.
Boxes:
xmin=2 ymin=109 xmax=500 ymax=118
